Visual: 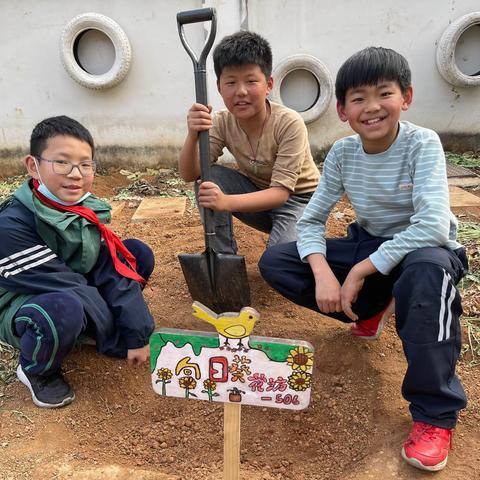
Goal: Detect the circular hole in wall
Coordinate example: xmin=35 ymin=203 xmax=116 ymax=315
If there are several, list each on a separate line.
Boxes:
xmin=454 ymin=24 xmax=480 ymax=76
xmin=279 ymin=69 xmax=320 ymax=112
xmin=73 ymin=29 xmax=116 ymax=75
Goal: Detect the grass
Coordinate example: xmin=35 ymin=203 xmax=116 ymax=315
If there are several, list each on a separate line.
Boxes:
xmin=457 ymin=221 xmax=480 ymax=366
xmin=113 ymin=168 xmax=197 ymax=207
xmin=445 ymin=151 xmax=480 ymax=169
xmin=461 ymin=317 xmax=480 ymax=367
xmin=457 ymin=222 xmax=480 ymax=245
xmin=457 ymin=222 xmax=480 ymax=291
xmin=0 ymin=340 xmax=19 ymax=385
xmin=0 ymin=175 xmax=27 ymax=203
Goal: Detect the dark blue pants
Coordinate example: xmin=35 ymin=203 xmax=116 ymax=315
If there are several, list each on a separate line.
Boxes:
xmin=259 ymin=223 xmax=468 ymax=428
xmin=14 ymin=239 xmax=154 ymax=375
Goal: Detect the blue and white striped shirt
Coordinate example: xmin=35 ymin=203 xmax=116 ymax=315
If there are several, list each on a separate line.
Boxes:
xmin=297 ymin=121 xmax=461 ymax=274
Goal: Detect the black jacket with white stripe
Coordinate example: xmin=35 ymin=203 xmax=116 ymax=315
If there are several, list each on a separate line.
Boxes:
xmin=0 ymin=189 xmax=153 ymax=358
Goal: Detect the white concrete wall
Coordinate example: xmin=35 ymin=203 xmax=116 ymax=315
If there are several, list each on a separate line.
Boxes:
xmin=0 ymin=1 xmax=202 ymax=162
xmin=249 ymin=0 xmax=480 ymax=153
xmin=0 ymin=0 xmax=479 ymax=173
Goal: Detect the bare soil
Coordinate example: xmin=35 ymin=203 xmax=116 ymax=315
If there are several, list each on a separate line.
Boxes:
xmin=0 ymin=172 xmax=479 ymax=480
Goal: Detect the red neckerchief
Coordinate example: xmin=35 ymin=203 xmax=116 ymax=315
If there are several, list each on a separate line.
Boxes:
xmin=32 ymin=179 xmax=146 ymax=286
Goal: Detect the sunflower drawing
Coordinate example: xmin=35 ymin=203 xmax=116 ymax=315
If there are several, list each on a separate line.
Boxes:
xmin=201 ymin=379 xmax=220 ymax=402
xmin=156 ymin=367 xmax=173 ymax=396
xmin=288 ymin=371 xmax=312 ymax=392
xmin=287 ymin=346 xmax=314 ymax=372
xmin=179 ymin=376 xmax=198 ymax=399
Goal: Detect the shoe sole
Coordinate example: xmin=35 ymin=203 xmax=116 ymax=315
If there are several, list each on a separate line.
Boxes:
xmin=401 ymin=447 xmax=448 ymax=472
xmin=16 ymin=365 xmax=75 ymax=409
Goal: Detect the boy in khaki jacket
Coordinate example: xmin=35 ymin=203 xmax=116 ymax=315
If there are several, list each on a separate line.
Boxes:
xmin=179 ymin=31 xmax=319 ymax=254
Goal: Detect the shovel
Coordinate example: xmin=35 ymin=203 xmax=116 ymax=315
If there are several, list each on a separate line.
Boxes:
xmin=177 ymin=7 xmax=251 ymax=312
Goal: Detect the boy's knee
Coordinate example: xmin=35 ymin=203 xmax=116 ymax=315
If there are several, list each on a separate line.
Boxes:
xmin=210 ymin=164 xmax=229 ymax=182
xmin=53 ymin=293 xmax=85 ymax=340
xmin=258 ymin=244 xmax=290 ymax=285
xmin=258 ymin=247 xmax=275 ymax=277
xmin=123 ymin=239 xmax=155 ymax=279
xmin=401 ymin=247 xmax=465 ymax=282
xmin=123 ymin=238 xmax=151 ymax=256
xmin=394 ymin=262 xmax=462 ymax=340
xmin=395 ymin=262 xmax=446 ymax=297
xmin=16 ymin=292 xmax=85 ymax=341
xmin=209 ymin=164 xmax=242 ymax=193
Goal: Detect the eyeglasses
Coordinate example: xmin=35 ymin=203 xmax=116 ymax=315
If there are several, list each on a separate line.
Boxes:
xmin=35 ymin=157 xmax=96 ymax=177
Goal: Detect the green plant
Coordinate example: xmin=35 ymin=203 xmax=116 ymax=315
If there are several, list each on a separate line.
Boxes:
xmin=461 ymin=317 xmax=480 ymax=367
xmin=0 ymin=340 xmax=19 ymax=385
xmin=445 ymin=151 xmax=480 ymax=169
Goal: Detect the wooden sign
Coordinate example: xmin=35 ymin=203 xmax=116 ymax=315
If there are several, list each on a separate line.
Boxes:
xmin=150 ymin=302 xmax=314 ymax=410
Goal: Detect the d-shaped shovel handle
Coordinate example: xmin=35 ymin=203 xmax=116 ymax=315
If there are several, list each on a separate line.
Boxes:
xmin=177 ymin=7 xmax=217 ymax=92
xmin=177 ymin=8 xmax=216 ymax=182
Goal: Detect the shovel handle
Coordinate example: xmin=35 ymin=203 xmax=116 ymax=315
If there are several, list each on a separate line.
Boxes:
xmin=177 ymin=8 xmax=215 ymax=26
xmin=177 ymin=7 xmax=217 ymax=182
xmin=177 ymin=7 xmax=217 ymax=243
xmin=177 ymin=8 xmax=217 ymax=73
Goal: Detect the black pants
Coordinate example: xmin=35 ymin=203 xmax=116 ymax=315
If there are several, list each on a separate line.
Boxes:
xmin=259 ymin=223 xmax=468 ymax=428
xmin=14 ymin=239 xmax=154 ymax=375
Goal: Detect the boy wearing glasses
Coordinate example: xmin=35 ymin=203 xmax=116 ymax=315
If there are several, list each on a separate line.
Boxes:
xmin=0 ymin=116 xmax=155 ymax=408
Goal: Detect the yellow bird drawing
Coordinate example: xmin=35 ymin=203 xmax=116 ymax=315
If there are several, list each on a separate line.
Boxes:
xmin=191 ymin=301 xmax=260 ymax=351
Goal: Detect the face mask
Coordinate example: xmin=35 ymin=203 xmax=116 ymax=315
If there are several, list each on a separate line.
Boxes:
xmin=37 ymin=182 xmax=91 ymax=205
xmin=34 ymin=158 xmax=92 ymax=206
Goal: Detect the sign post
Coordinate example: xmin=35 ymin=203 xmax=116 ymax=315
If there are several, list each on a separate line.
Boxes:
xmin=224 ymin=403 xmax=241 ymax=480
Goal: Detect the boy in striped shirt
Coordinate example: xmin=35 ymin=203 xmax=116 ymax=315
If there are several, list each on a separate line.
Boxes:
xmin=259 ymin=47 xmax=468 ymax=471
xmin=0 ymin=116 xmax=154 ymax=408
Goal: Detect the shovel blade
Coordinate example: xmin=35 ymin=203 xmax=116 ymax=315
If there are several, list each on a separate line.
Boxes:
xmin=178 ymin=251 xmax=251 ymax=312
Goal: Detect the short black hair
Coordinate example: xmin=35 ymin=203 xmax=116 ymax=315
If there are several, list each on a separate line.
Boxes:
xmin=335 ymin=47 xmax=411 ymax=105
xmin=213 ymin=31 xmax=272 ymax=81
xmin=30 ymin=115 xmax=95 ymax=158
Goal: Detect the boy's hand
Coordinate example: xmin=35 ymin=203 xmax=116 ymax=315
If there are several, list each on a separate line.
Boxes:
xmin=341 ymin=270 xmax=365 ymax=321
xmin=187 ymin=103 xmax=213 ymax=135
xmin=127 ymin=344 xmax=150 ymax=366
xmin=341 ymin=258 xmax=378 ymax=321
xmin=198 ymin=181 xmax=231 ymax=212
xmin=307 ymin=253 xmax=342 ymax=313
xmin=315 ymin=276 xmax=343 ymax=314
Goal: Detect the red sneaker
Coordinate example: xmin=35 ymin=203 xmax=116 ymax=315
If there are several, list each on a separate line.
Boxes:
xmin=401 ymin=422 xmax=453 ymax=471
xmin=350 ymin=307 xmax=389 ymax=340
